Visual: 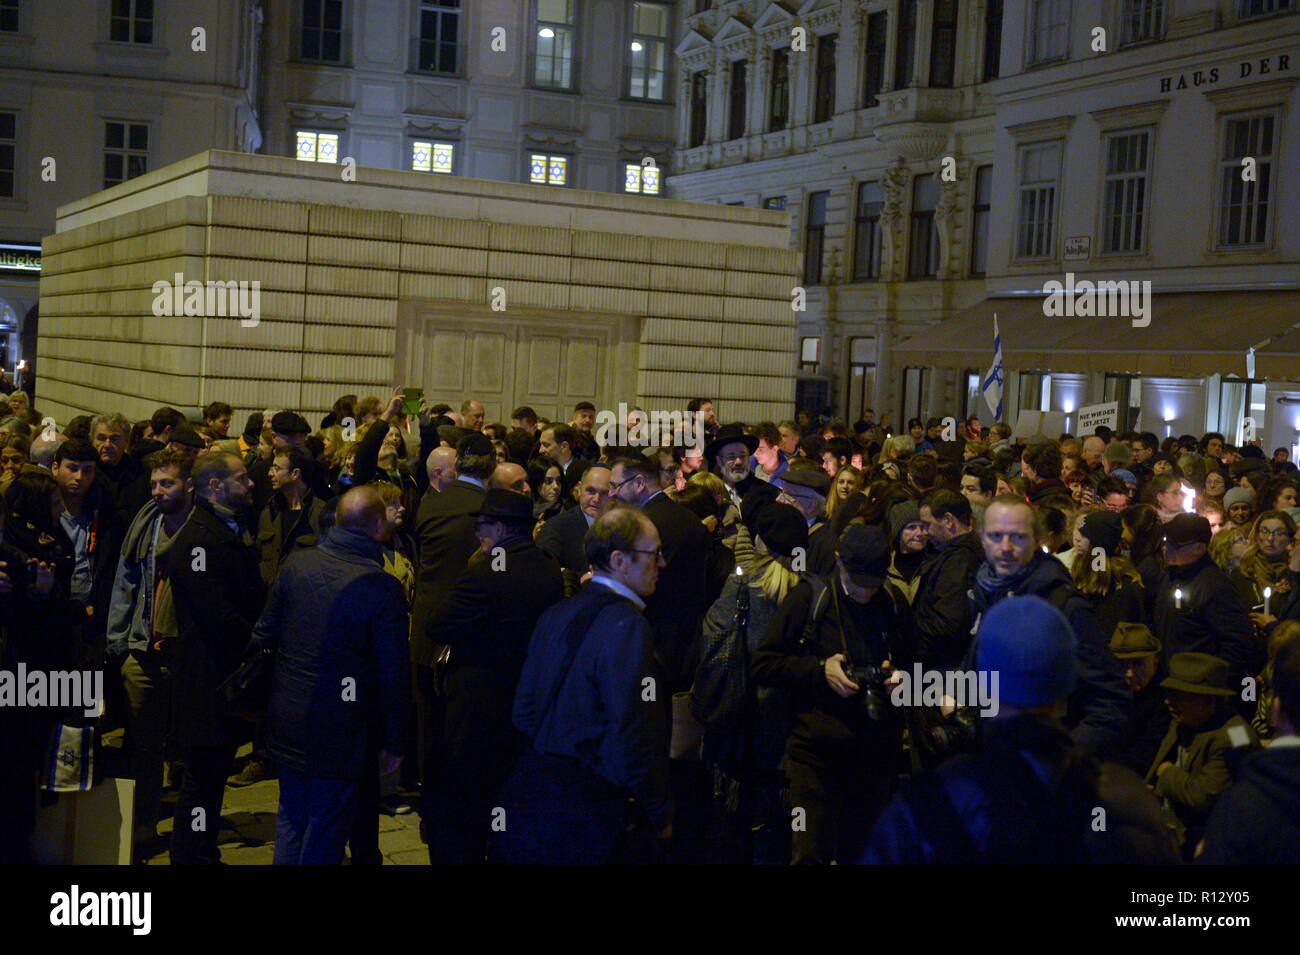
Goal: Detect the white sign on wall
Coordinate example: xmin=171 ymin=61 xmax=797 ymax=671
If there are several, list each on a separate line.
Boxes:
xmin=1076 ymin=401 xmax=1120 ymax=434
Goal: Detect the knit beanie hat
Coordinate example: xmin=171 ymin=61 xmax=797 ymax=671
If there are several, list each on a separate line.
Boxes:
xmin=1079 ymin=510 xmax=1123 ymax=555
xmin=1224 ymin=486 xmax=1254 ymax=510
xmin=977 ymin=596 xmax=1077 ymax=708
xmin=887 ymin=500 xmax=922 ymax=548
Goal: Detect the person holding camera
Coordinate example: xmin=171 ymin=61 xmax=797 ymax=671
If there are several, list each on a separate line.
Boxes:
xmin=752 ymin=524 xmax=905 ymax=864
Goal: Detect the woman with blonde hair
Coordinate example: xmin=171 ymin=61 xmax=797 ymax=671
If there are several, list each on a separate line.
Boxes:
xmin=826 ymin=464 xmax=863 ymax=522
xmin=1068 ymin=509 xmax=1145 ymax=639
xmin=1230 ymin=510 xmax=1297 ymax=614
xmin=697 ymin=501 xmax=807 ymax=863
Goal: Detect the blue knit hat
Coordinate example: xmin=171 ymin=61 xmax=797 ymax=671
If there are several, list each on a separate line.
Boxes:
xmin=977 ymin=596 xmax=1077 ymax=707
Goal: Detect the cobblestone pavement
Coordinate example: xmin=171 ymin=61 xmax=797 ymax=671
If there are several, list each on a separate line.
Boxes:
xmin=142 ymin=747 xmax=428 ymax=866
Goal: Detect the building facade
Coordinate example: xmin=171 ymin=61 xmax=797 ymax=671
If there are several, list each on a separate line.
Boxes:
xmin=670 ymin=0 xmax=1300 ymax=451
xmin=0 ymin=0 xmax=263 ymax=384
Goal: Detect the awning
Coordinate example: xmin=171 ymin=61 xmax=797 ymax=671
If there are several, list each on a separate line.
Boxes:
xmin=891 ymin=289 xmax=1300 ymax=378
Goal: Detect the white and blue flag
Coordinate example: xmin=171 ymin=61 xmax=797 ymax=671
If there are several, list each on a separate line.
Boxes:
xmin=982 ymin=313 xmax=1004 ymax=420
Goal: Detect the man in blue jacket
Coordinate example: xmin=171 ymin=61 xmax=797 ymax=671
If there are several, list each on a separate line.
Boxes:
xmin=493 ymin=506 xmax=672 ymax=864
xmin=252 ymin=486 xmax=410 ymax=865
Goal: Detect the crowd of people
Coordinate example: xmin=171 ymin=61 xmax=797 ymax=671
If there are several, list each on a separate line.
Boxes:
xmin=1 ymin=385 xmax=1297 ymax=865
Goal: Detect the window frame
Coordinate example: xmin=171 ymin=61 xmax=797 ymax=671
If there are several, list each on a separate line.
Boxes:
xmin=768 ymin=46 xmax=790 ymax=132
xmin=689 ymin=68 xmax=708 ymax=147
xmin=411 ymin=139 xmax=457 ymax=175
xmin=103 ymin=119 xmax=150 ymax=188
xmin=928 ymin=0 xmax=959 ymax=89
xmin=527 ymin=151 xmax=573 ymax=187
xmin=804 ymin=190 xmax=829 ymax=285
xmin=983 ymin=0 xmax=1003 ymax=81
xmin=1215 ymin=109 xmax=1279 ymax=249
xmin=626 ymin=0 xmax=672 ymax=102
xmin=294 ymin=128 xmax=343 ymax=164
xmin=1098 ymin=127 xmax=1153 ymax=255
xmin=727 ymin=58 xmax=748 ymax=141
xmin=862 ymin=10 xmax=888 ymax=107
xmin=907 ymin=173 xmax=940 ymax=279
xmin=1237 ymin=0 xmax=1294 ymax=20
xmin=969 ymin=164 xmax=992 ymax=276
xmin=0 ymin=110 xmax=16 ymax=199
xmin=0 ymin=0 xmax=20 ymax=33
xmin=623 ymin=160 xmax=662 ymax=195
xmin=853 ymin=179 xmax=884 ymax=281
xmin=412 ymin=0 xmax=462 ymax=77
xmin=297 ymin=0 xmax=349 ymax=65
xmin=812 ymin=33 xmax=837 ymax=125
xmin=109 ymin=0 xmax=154 ymax=45
xmin=532 ymin=0 xmax=578 ymax=92
xmin=894 ymin=0 xmax=917 ymax=90
xmin=1119 ymin=0 xmax=1166 ymax=47
xmin=1027 ymin=0 xmax=1071 ymax=67
xmin=1014 ymin=139 xmax=1063 ymax=260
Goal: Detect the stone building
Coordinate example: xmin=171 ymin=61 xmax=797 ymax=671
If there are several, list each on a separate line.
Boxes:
xmin=36 ymin=150 xmax=797 ymax=429
xmin=669 ymin=0 xmax=1300 ymax=451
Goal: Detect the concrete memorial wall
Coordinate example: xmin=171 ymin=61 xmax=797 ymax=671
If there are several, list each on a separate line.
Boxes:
xmin=37 ymin=150 xmax=799 ymax=429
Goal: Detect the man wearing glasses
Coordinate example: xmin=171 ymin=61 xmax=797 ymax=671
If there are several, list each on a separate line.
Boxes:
xmin=1153 ymin=514 xmax=1259 ymax=702
xmin=495 ymin=508 xmax=672 ymax=864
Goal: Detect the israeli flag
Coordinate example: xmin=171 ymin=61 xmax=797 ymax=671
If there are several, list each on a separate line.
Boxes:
xmin=982 ymin=313 xmax=1005 ymax=420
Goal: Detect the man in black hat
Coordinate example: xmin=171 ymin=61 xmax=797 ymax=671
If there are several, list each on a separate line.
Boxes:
xmin=706 ymin=424 xmax=761 ymax=509
xmin=776 ymin=467 xmax=836 ymax=575
xmin=411 ymin=431 xmax=496 ymax=827
xmin=425 ymin=488 xmax=565 ymax=864
xmin=247 ymin=411 xmax=328 ymax=517
xmin=1153 ymin=513 xmax=1259 ymax=693
xmin=752 ymin=524 xmax=906 ymax=864
xmin=1146 ymin=652 xmax=1259 ymax=858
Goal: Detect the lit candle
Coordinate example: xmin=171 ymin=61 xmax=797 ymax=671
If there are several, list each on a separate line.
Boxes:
xmin=1264 ymin=586 xmax=1272 ymax=616
xmin=1174 ymin=588 xmax=1183 ymax=609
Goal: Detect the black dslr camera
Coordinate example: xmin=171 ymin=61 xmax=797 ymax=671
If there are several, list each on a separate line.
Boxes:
xmin=845 ymin=663 xmax=891 ymax=722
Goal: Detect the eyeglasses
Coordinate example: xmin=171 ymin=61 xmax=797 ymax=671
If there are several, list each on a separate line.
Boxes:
xmin=1258 ymin=529 xmax=1291 ymax=540
xmin=626 ymin=547 xmax=663 ymax=560
xmin=608 ymin=475 xmax=640 ymax=493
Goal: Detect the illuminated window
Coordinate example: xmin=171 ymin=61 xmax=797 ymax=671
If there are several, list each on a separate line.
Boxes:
xmin=296 ymin=131 xmax=339 ymax=163
xmin=529 ymin=153 xmax=568 ymax=185
xmin=624 ymin=162 xmax=660 ymax=195
xmin=412 ymin=141 xmax=455 ymax=173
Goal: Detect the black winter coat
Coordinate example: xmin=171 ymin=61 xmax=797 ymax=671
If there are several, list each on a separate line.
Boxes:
xmin=160 ymin=499 xmax=267 ymax=748
xmin=911 ymin=531 xmax=984 ymax=671
xmin=254 ymin=526 xmax=410 ymax=780
xmin=1199 ymin=744 xmax=1300 ymax=864
xmin=968 ymin=554 xmax=1132 ymax=757
xmin=1152 ymin=555 xmax=1261 ymax=681
xmin=411 ymin=479 xmax=486 ymax=668
xmin=641 ymin=490 xmax=711 ymax=693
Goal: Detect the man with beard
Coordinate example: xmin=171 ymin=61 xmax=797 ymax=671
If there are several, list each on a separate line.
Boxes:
xmin=160 ymin=450 xmax=266 ymax=864
xmin=967 ymin=496 xmax=1131 ymax=757
xmin=105 ymin=447 xmax=197 ymax=860
xmin=426 ymin=488 xmax=564 ymax=863
xmin=707 ymin=424 xmax=760 ymax=510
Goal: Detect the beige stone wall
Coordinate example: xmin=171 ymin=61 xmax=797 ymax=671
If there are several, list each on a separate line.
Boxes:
xmin=38 ymin=151 xmax=797 ymax=430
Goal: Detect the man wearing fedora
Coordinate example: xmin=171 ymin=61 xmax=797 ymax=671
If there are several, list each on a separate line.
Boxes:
xmin=1146 ymin=652 xmax=1260 ymax=859
xmin=1109 ymin=623 xmax=1170 ymax=776
xmin=425 ymin=487 xmax=565 ymax=864
xmin=707 ymin=423 xmax=762 ymax=509
xmin=1199 ymin=637 xmax=1300 ymax=863
xmin=775 ymin=466 xmax=837 ymax=575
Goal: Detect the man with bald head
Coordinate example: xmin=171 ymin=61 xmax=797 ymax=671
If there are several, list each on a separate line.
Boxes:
xmin=460 ymin=400 xmax=485 ymax=433
xmin=489 ymin=461 xmax=529 ymax=496
xmin=252 ymin=485 xmax=410 ymax=864
xmin=425 ymin=446 xmax=458 ymax=494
